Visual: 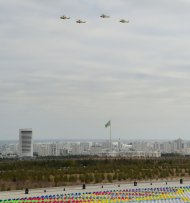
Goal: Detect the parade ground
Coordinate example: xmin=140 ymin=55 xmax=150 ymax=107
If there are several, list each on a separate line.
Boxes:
xmin=1 ymin=180 xmax=190 ymax=202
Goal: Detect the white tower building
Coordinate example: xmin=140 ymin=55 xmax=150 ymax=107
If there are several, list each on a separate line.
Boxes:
xmin=19 ymin=128 xmax=33 ymax=157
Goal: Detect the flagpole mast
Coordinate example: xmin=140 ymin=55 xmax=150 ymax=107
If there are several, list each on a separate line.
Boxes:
xmin=105 ymin=120 xmax=112 ymax=151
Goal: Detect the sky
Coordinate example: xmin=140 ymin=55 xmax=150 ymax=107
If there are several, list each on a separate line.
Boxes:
xmin=1 ymin=0 xmax=190 ymax=140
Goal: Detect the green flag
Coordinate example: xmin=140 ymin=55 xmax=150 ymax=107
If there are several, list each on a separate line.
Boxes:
xmin=105 ymin=120 xmax=111 ymax=128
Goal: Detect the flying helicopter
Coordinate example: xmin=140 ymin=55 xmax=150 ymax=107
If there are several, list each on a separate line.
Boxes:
xmin=60 ymin=15 xmax=70 ymax=20
xmin=76 ymin=20 xmax=86 ymax=23
xmin=120 ymin=19 xmax=129 ymax=23
xmin=100 ymin=14 xmax=110 ymax=18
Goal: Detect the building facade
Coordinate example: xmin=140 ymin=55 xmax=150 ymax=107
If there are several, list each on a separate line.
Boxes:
xmin=19 ymin=128 xmax=33 ymax=157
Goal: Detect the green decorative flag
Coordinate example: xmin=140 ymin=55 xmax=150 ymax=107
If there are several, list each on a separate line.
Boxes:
xmin=105 ymin=120 xmax=111 ymax=128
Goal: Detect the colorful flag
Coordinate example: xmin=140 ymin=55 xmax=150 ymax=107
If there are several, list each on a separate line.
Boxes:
xmin=105 ymin=120 xmax=111 ymax=128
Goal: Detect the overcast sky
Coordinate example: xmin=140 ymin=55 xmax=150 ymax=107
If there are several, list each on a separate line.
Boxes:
xmin=1 ymin=0 xmax=190 ymax=141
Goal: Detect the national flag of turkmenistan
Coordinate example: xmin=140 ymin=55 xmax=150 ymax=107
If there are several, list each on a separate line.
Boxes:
xmin=105 ymin=120 xmax=111 ymax=128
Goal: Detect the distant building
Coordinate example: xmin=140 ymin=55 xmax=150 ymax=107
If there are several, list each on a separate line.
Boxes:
xmin=80 ymin=142 xmax=90 ymax=153
xmin=176 ymin=138 xmax=184 ymax=153
xmin=33 ymin=143 xmax=49 ymax=157
xmin=48 ymin=143 xmax=60 ymax=156
xmin=70 ymin=143 xmax=81 ymax=155
xmin=19 ymin=128 xmax=33 ymax=157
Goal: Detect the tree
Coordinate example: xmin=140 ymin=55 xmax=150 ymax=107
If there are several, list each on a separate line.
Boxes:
xmin=107 ymin=174 xmax=113 ymax=183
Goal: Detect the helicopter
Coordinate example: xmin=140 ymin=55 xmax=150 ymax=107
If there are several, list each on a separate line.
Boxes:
xmin=60 ymin=15 xmax=70 ymax=20
xmin=120 ymin=19 xmax=129 ymax=23
xmin=100 ymin=14 xmax=110 ymax=18
xmin=76 ymin=19 xmax=86 ymax=23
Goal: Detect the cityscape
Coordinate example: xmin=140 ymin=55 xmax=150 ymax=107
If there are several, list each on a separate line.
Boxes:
xmin=1 ymin=128 xmax=190 ymax=159
xmin=2 ymin=0 xmax=190 ymax=202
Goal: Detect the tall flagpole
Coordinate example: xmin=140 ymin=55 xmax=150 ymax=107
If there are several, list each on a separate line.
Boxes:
xmin=105 ymin=120 xmax=112 ymax=151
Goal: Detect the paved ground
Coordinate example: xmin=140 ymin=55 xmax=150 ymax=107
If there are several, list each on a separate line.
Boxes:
xmin=0 ymin=180 xmax=190 ymax=200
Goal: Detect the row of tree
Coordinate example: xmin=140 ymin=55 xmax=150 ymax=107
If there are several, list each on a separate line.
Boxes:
xmin=0 ymin=158 xmax=190 ymax=191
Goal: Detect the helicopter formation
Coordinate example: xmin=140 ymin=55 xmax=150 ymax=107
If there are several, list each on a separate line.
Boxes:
xmin=60 ymin=14 xmax=129 ymax=24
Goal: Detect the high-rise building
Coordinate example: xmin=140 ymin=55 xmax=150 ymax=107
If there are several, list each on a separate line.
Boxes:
xmin=19 ymin=128 xmax=33 ymax=157
xmin=48 ymin=143 xmax=60 ymax=156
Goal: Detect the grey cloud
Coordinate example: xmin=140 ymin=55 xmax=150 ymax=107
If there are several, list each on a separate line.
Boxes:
xmin=1 ymin=0 xmax=190 ymax=139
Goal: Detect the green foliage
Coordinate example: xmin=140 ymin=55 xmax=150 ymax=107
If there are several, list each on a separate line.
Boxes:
xmin=107 ymin=174 xmax=113 ymax=183
xmin=1 ymin=158 xmax=190 ymax=191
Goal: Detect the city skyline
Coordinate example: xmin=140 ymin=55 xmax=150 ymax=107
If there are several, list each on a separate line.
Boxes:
xmin=1 ymin=0 xmax=190 ymax=140
xmin=1 ymin=137 xmax=190 ymax=158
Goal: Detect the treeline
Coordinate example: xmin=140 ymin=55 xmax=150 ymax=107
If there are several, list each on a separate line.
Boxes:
xmin=0 ymin=158 xmax=190 ymax=191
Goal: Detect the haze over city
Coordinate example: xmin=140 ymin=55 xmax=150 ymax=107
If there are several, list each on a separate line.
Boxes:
xmin=1 ymin=0 xmax=190 ymax=140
